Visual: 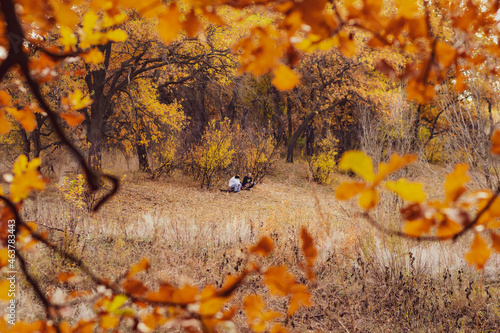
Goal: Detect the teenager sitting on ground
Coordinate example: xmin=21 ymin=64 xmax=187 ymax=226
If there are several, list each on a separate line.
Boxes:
xmin=228 ymin=175 xmax=241 ymax=192
xmin=242 ymin=173 xmax=255 ymax=190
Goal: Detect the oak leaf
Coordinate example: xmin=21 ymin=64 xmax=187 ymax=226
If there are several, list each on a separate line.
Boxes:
xmin=403 ymin=218 xmax=434 ymax=237
xmin=444 ymin=164 xmax=469 ymax=203
xmin=300 ymin=227 xmax=317 ymax=280
xmin=335 ymin=181 xmax=366 ymax=200
xmin=250 ymin=236 xmax=274 ymax=256
xmin=272 ymin=65 xmax=299 ymax=91
xmin=385 ymin=179 xmax=426 ymax=203
xmin=127 ymin=258 xmax=150 ymax=278
xmin=491 ymin=129 xmax=500 ymax=154
xmin=465 ymin=234 xmax=491 ymax=270
xmin=243 ymin=295 xmax=281 ymax=332
xmin=60 ymin=112 xmax=85 ymax=126
xmin=338 ymin=150 xmax=374 ymax=182
xmin=158 ymin=4 xmax=181 ymax=44
xmin=491 ymin=233 xmax=500 ymax=253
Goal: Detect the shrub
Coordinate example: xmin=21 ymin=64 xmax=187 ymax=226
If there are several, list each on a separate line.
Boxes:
xmin=308 ymin=134 xmax=338 ymax=184
xmin=191 ymin=118 xmax=235 ymax=189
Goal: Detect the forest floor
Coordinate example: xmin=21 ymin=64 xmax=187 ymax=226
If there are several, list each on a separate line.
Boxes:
xmin=10 ymin=160 xmax=500 ymax=332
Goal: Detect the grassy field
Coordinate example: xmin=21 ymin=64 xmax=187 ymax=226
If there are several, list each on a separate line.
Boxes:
xmin=6 ymin=159 xmax=500 ymax=332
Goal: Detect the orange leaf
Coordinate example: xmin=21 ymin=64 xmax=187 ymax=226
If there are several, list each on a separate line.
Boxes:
xmin=264 ymin=266 xmax=296 ymax=296
xmin=122 ymin=279 xmax=148 ymax=296
xmin=300 ymin=227 xmax=317 ymax=280
xmin=435 ymin=41 xmax=456 ymax=68
xmin=58 ymin=272 xmax=77 ymax=283
xmin=272 ymin=65 xmax=299 ymax=91
xmin=436 ymin=219 xmax=462 ymax=239
xmin=158 ymin=4 xmax=181 ymax=44
xmin=100 ymin=314 xmax=120 ymax=330
xmin=0 ymin=109 xmax=11 ymax=134
xmin=288 ymin=284 xmax=312 ymax=315
xmin=6 ymin=106 xmax=37 ymax=131
xmin=127 ymin=258 xmax=149 ymax=278
xmin=491 ymin=129 xmax=500 ymax=154
xmin=465 ymin=234 xmax=491 ymax=270
xmin=145 ymin=283 xmax=174 ymax=302
xmin=182 ymin=10 xmax=202 ymax=37
xmin=403 ymin=219 xmax=434 ymax=237
xmin=444 ymin=164 xmax=469 ymax=203
xmin=374 ymin=153 xmax=417 ymax=185
xmin=250 ymin=236 xmax=274 ymax=256
xmin=243 ymin=295 xmax=281 ymax=332
xmin=0 ymin=249 xmax=8 ymax=268
xmin=335 ymin=181 xmax=366 ymax=200
xmin=199 ymin=285 xmax=230 ymax=316
xmin=0 ymin=280 xmax=10 ymax=301
xmin=491 ymin=233 xmax=500 ymax=253
xmin=60 ymin=112 xmax=85 ymax=126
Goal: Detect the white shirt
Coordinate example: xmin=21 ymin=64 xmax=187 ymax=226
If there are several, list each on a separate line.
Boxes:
xmin=229 ymin=177 xmax=240 ymax=187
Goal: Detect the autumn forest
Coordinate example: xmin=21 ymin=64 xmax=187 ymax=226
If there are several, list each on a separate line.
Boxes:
xmin=1 ymin=0 xmax=500 ymax=332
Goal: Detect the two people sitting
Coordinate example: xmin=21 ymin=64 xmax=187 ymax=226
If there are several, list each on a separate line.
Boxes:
xmin=228 ymin=173 xmax=255 ymax=192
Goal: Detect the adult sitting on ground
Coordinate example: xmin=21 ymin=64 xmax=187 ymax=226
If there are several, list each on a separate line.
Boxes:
xmin=228 ymin=175 xmax=241 ymax=192
xmin=242 ymin=173 xmax=255 ymax=190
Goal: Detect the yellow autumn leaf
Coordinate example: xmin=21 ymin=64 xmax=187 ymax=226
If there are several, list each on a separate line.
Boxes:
xmin=339 ymin=150 xmax=374 ymax=182
xmin=385 ymin=178 xmax=426 ymax=203
xmin=65 ymin=90 xmax=93 ymax=110
xmin=359 ymin=187 xmax=379 ymax=210
xmin=10 ymin=155 xmax=46 ymax=202
xmin=272 ymin=65 xmax=299 ymax=91
xmin=403 ymin=219 xmax=434 ymax=237
xmin=100 ymin=314 xmax=120 ymax=330
xmin=335 ymin=181 xmax=366 ymax=200
xmin=396 ymin=0 xmax=421 ymax=18
xmin=83 ymin=48 xmax=105 ymax=64
xmin=59 ymin=26 xmax=77 ymax=51
xmin=106 ymin=29 xmax=128 ymax=42
xmin=465 ymin=234 xmax=491 ymax=270
xmin=374 ymin=153 xmax=417 ymax=185
xmin=158 ymin=4 xmax=181 ymax=44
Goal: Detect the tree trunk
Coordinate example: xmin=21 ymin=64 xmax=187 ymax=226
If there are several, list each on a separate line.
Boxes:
xmin=287 ymin=96 xmax=293 ymax=141
xmin=286 ymin=111 xmax=317 ymax=163
xmin=32 ymin=113 xmax=42 ymax=158
xmin=87 ymin=109 xmax=105 ymax=172
xmin=137 ymin=141 xmax=150 ymax=173
xmin=306 ymin=125 xmax=315 ymax=156
xmin=20 ymin=129 xmax=30 ymax=158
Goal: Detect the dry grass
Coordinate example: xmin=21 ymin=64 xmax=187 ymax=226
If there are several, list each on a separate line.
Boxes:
xmin=2 ymin=159 xmax=500 ymax=332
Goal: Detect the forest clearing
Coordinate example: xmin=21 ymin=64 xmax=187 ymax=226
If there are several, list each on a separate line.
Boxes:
xmin=1 ymin=0 xmax=500 ymax=332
